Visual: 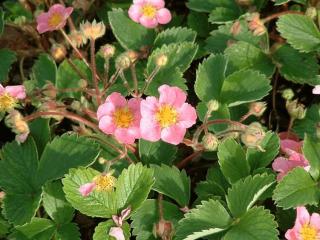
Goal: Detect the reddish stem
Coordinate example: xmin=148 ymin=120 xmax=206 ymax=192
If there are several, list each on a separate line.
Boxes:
xmin=262 ymin=11 xmax=304 ymax=23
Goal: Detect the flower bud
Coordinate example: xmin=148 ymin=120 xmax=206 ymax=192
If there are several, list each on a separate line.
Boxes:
xmin=5 ymin=110 xmax=30 ymax=144
xmin=99 ymin=44 xmax=116 ymax=59
xmin=127 ymin=50 xmax=139 ymax=63
xmin=78 ymin=79 xmax=88 ymax=88
xmin=241 ymin=122 xmax=265 ymax=150
xmin=202 ymin=133 xmax=219 ymax=151
xmin=247 ymin=13 xmax=266 ymax=36
xmin=42 ymin=83 xmax=57 ymax=99
xmin=282 ymin=88 xmax=294 ymax=101
xmin=51 ymin=43 xmax=67 ymax=62
xmin=68 ymin=30 xmax=88 ymax=48
xmin=286 ymin=100 xmax=306 ymax=120
xmin=115 ymin=53 xmax=132 ymax=70
xmin=306 ymin=7 xmax=317 ymax=20
xmin=80 ymin=20 xmax=106 ymax=40
xmin=153 ymin=219 xmax=174 ymax=240
xmin=249 ymin=102 xmax=267 ymax=117
xmin=207 ymin=100 xmax=220 ymax=112
xmin=156 ymin=54 xmax=168 ymax=67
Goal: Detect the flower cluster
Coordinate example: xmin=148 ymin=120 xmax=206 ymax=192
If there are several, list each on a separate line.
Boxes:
xmin=97 ymin=85 xmax=197 ymax=145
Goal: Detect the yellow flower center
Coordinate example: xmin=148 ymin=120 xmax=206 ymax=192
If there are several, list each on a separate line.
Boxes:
xmin=48 ymin=13 xmax=63 ymax=28
xmin=0 ymin=93 xmax=16 ymax=112
xmin=113 ymin=107 xmax=134 ymax=128
xmin=156 ymin=105 xmax=178 ymax=128
xmin=142 ymin=4 xmax=157 ymax=18
xmin=93 ymin=175 xmax=116 ymax=192
xmin=300 ymin=224 xmax=317 ymax=240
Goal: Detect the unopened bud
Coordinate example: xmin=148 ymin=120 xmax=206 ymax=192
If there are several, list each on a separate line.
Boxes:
xmin=249 ymin=102 xmax=267 ymax=117
xmin=156 ymin=54 xmax=168 ymax=67
xmin=286 ymin=100 xmax=306 ymax=120
xmin=98 ymin=157 xmax=106 ymax=164
xmin=153 ymin=219 xmax=174 ymax=240
xmin=127 ymin=50 xmax=139 ymax=63
xmin=42 ymin=83 xmax=57 ymax=99
xmin=282 ymin=88 xmax=294 ymax=101
xmin=202 ymin=133 xmax=219 ymax=151
xmin=51 ymin=43 xmax=67 ymax=62
xmin=241 ymin=122 xmax=265 ymax=150
xmin=248 ymin=13 xmax=266 ymax=36
xmin=207 ymin=100 xmax=220 ymax=112
xmin=230 ymin=20 xmax=241 ymax=36
xmin=99 ymin=44 xmax=116 ymax=59
xmin=306 ymin=7 xmax=317 ymax=20
xmin=115 ymin=53 xmax=131 ymax=70
xmin=5 ymin=110 xmax=30 ymax=144
xmin=78 ymin=79 xmax=88 ymax=88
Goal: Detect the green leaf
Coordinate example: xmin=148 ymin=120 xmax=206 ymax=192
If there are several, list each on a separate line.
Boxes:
xmin=0 ymin=8 xmax=4 ymax=36
xmin=32 ymin=54 xmax=57 ymax=88
xmin=220 ymin=70 xmax=271 ymax=107
xmin=277 ymin=14 xmax=320 ymax=52
xmin=154 ymin=27 xmax=196 ymax=48
xmin=131 ymin=199 xmax=183 ymax=240
xmin=56 ymin=59 xmax=91 ymax=99
xmin=62 ymin=167 xmax=117 ymax=218
xmin=139 ymin=139 xmax=177 ymax=165
xmin=0 ymin=215 xmax=10 ymax=237
xmin=246 ymin=132 xmax=280 ymax=170
xmin=226 ymin=174 xmax=275 ymax=218
xmin=0 ymin=48 xmax=17 ymax=83
xmin=146 ymin=42 xmax=198 ymax=95
xmin=55 ymin=223 xmax=80 ymax=240
xmin=115 ymin=163 xmax=154 ymax=211
xmin=209 ymin=7 xmax=241 ymax=24
xmin=274 ymin=0 xmax=306 ymax=4
xmin=187 ymin=0 xmax=217 ymax=12
xmin=43 ymin=181 xmax=74 ymax=224
xmin=272 ymin=44 xmax=320 ymax=85
xmin=176 ymin=199 xmax=231 ymax=240
xmin=11 ymin=218 xmax=55 ymax=240
xmin=223 ymin=207 xmax=278 ymax=240
xmin=273 ymin=167 xmax=320 ymax=209
xmin=152 ymin=165 xmax=190 ymax=207
xmin=29 ymin=118 xmax=51 ymax=155
xmin=224 ymin=41 xmax=275 ymax=77
xmin=37 ymin=134 xmax=100 ymax=185
xmin=303 ymin=135 xmax=320 ymax=180
xmin=108 ymin=9 xmax=155 ymax=50
xmin=187 ymin=12 xmax=210 ymax=38
xmin=93 ymin=220 xmax=130 ymax=240
xmin=0 ymin=139 xmax=42 ymax=225
xmin=294 ymin=104 xmax=320 ymax=138
xmin=194 ymin=54 xmax=228 ymax=103
xmin=218 ymin=138 xmax=250 ymax=184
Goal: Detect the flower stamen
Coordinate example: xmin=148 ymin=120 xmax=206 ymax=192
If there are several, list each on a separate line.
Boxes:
xmin=113 ymin=107 xmax=134 ymax=128
xmin=48 ymin=13 xmax=63 ymax=28
xmin=156 ymin=105 xmax=178 ymax=128
xmin=0 ymin=93 xmax=16 ymax=112
xmin=93 ymin=175 xmax=116 ymax=192
xmin=142 ymin=5 xmax=157 ymax=18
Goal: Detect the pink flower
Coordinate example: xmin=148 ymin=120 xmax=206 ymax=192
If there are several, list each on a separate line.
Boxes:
xmin=285 ymin=206 xmax=320 ymax=240
xmin=0 ymin=84 xmax=26 ymax=112
xmin=128 ymin=0 xmax=172 ymax=28
xmin=79 ymin=182 xmax=96 ymax=197
xmin=272 ymin=138 xmax=309 ymax=181
xmin=36 ymin=4 xmax=73 ymax=34
xmin=312 ymin=85 xmax=320 ymax=94
xmin=140 ymin=85 xmax=197 ymax=145
xmin=109 ymin=227 xmax=125 ymax=240
xmin=97 ymin=93 xmax=141 ymax=144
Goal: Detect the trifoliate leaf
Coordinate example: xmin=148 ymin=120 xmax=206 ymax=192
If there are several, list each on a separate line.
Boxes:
xmin=176 ymin=199 xmax=231 ymax=240
xmin=273 ymin=167 xmax=320 ymax=209
xmin=218 ymin=139 xmax=250 ymax=184
xmin=63 ymin=167 xmax=117 ymax=218
xmin=32 ymin=53 xmax=57 ymax=88
xmin=152 ymin=165 xmax=190 ymax=207
xmin=223 ymin=207 xmax=279 ymax=240
xmin=277 ymin=14 xmax=320 ymax=52
xmin=0 ymin=48 xmax=17 ymax=83
xmin=108 ymin=9 xmax=155 ymax=50
xmin=37 ymin=133 xmax=100 ymax=185
xmin=131 ymin=199 xmax=183 ymax=240
xmin=115 ymin=163 xmax=154 ymax=211
xmin=154 ymin=27 xmax=196 ymax=48
xmin=302 ymin=135 xmax=320 ymax=180
xmin=226 ymin=174 xmax=275 ymax=218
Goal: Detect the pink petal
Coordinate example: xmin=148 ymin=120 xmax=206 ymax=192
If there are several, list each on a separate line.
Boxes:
xmin=107 ymin=92 xmax=126 ymax=108
xmin=5 ymin=85 xmax=26 ymax=99
xmin=133 ymin=0 xmax=145 ymax=4
xmin=120 ymin=207 xmax=131 ymax=221
xmin=37 ymin=23 xmax=51 ymax=34
xmin=279 ymin=132 xmax=300 ymax=141
xmin=139 ymin=16 xmax=158 ymax=28
xmin=128 ymin=5 xmax=143 ymax=23
xmin=128 ymin=97 xmax=141 ymax=116
xmin=99 ymin=116 xmax=116 ymax=134
xmin=313 ymin=85 xmax=320 ymax=94
xmin=0 ymin=84 xmax=5 ymax=95
xmin=49 ymin=4 xmax=66 ymax=13
xmin=109 ymin=227 xmax=125 ymax=240
xmin=140 ymin=97 xmax=159 ymax=118
xmin=16 ymin=133 xmax=29 ymax=143
xmin=284 ymin=229 xmax=298 ymax=240
xmin=156 ymin=8 xmax=172 ymax=25
xmin=114 ymin=128 xmax=137 ymax=144
xmin=140 ymin=118 xmax=161 ymax=142
xmin=64 ymin=7 xmax=74 ymax=17
xmin=159 ymin=85 xmax=186 ymax=108
xmin=296 ymin=206 xmax=310 ymax=227
xmin=79 ymin=182 xmax=96 ymax=197
xmin=281 ymin=139 xmax=302 ymax=154
xmin=177 ymin=103 xmax=197 ymax=128
xmin=97 ymin=102 xmax=115 ymax=120
xmin=310 ymin=213 xmax=320 ymax=230
xmin=148 ymin=0 xmax=165 ymax=8
xmin=161 ymin=124 xmax=186 ymax=145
